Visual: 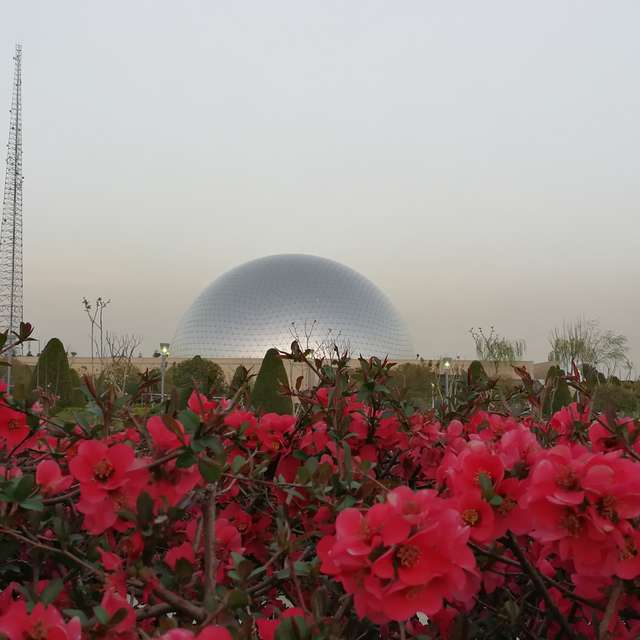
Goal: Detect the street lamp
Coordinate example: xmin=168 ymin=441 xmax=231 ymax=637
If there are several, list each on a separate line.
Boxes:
xmin=442 ymin=357 xmax=452 ymax=398
xmin=159 ymin=342 xmax=170 ymax=401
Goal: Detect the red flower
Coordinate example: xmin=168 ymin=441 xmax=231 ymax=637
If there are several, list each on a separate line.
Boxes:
xmin=453 ymin=491 xmax=496 ymax=543
xmin=450 ymin=446 xmax=505 ymax=495
xmin=165 ymin=542 xmax=195 ymax=570
xmin=0 ymin=405 xmax=30 ymax=449
xmin=615 ymin=528 xmax=640 ymax=579
xmin=35 ymin=460 xmax=73 ymax=495
xmin=319 ymin=489 xmax=478 ymax=623
xmin=0 ymin=600 xmax=81 ymax=640
xmin=147 ymin=416 xmax=189 ymax=452
xmin=257 ymin=607 xmax=306 ymax=640
xmin=99 ymin=589 xmax=136 ymax=637
xmin=69 ymin=441 xmax=136 ymax=500
xmin=250 ymin=413 xmax=295 ymax=452
xmin=187 ymin=390 xmax=219 ymax=416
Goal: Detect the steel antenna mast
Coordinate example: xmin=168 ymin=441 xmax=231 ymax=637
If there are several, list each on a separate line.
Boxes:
xmin=0 ymin=44 xmax=24 ymax=388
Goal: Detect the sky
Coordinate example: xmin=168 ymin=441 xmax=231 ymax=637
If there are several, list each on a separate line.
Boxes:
xmin=0 ymin=1 xmax=638 ymax=366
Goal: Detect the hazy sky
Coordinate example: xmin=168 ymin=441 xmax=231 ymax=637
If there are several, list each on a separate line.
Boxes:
xmin=1 ymin=1 xmax=638 ymax=365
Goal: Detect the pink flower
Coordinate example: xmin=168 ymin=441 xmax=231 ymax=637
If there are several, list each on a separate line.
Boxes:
xmin=257 ymin=608 xmax=306 ymax=640
xmin=158 ymin=628 xmax=232 ymax=640
xmin=187 ymin=390 xmax=218 ymax=416
xmin=99 ymin=589 xmax=136 ymax=636
xmin=147 ymin=416 xmax=189 ymax=452
xmin=0 ymin=600 xmax=81 ymax=640
xmin=69 ymin=441 xmax=136 ymax=500
xmin=35 ymin=460 xmax=73 ymax=495
xmin=0 ymin=405 xmax=30 ymax=449
xmin=165 ymin=542 xmax=195 ymax=570
xmin=454 ymin=491 xmax=496 ymax=542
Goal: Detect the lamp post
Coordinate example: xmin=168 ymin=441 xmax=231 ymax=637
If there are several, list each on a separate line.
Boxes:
xmin=442 ymin=357 xmax=452 ymax=398
xmin=159 ymin=342 xmax=170 ymax=401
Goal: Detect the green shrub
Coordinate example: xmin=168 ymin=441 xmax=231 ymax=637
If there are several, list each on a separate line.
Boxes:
xmin=1 ymin=360 xmax=33 ymax=402
xmin=250 ymin=348 xmax=293 ymax=415
xmin=593 ymin=383 xmax=639 ymax=416
xmin=30 ymin=338 xmax=74 ymax=407
xmin=229 ymin=365 xmax=251 ymax=404
xmin=388 ymin=361 xmax=436 ymax=408
xmin=167 ymin=356 xmax=227 ymax=395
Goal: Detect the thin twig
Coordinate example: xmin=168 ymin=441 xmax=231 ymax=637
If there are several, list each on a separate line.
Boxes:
xmin=505 ymin=533 xmax=577 ymax=640
xmin=203 ymin=483 xmax=218 ymax=606
xmin=599 ymin=579 xmax=623 ymax=640
xmin=135 ymin=603 xmax=173 ymax=621
xmin=152 ymin=581 xmax=205 ymax=622
xmin=0 ymin=527 xmax=104 ymax=579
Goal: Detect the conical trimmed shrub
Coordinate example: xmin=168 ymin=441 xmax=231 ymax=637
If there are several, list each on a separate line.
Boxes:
xmin=229 ymin=364 xmax=250 ymax=405
xmin=31 ymin=338 xmax=74 ymax=406
xmin=250 ymin=349 xmax=293 ymax=415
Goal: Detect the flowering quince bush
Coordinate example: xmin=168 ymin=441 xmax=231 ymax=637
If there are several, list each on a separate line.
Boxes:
xmin=1 ymin=327 xmax=640 ymax=638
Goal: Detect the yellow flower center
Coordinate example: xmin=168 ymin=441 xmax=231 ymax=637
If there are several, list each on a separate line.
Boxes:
xmin=93 ymin=458 xmax=115 ymax=481
xmin=396 ymin=544 xmax=421 ymax=568
xmin=462 ymin=508 xmax=480 ymax=526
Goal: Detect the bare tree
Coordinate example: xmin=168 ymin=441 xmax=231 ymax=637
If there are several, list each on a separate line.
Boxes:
xmin=289 ymin=320 xmax=351 ymax=360
xmin=82 ymin=297 xmax=111 ymax=373
xmin=103 ymin=332 xmax=143 ymax=395
xmin=548 ymin=317 xmax=631 ymax=378
xmin=469 ymin=326 xmax=526 ymax=375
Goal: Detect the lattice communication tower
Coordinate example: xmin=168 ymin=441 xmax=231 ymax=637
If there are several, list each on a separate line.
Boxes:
xmin=0 ymin=44 xmax=23 ymax=352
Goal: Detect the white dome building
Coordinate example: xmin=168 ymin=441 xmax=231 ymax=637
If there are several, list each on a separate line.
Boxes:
xmin=172 ymin=254 xmax=414 ymax=360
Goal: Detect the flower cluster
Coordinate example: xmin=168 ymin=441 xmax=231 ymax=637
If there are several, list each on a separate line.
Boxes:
xmin=318 ymin=487 xmax=478 ymax=621
xmin=0 ymin=346 xmax=640 ymax=639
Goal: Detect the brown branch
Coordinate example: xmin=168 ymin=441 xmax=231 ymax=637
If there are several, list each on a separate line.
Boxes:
xmin=141 ymin=450 xmax=181 ymax=471
xmin=469 ymin=542 xmax=520 ymax=568
xmin=135 ymin=603 xmax=173 ymax=621
xmin=288 ymin=555 xmax=309 ymax=614
xmin=505 ymin=533 xmax=577 ymax=640
xmin=152 ymin=581 xmax=205 ymax=622
xmin=42 ymin=486 xmax=80 ymax=505
xmin=203 ymin=483 xmax=218 ymax=606
xmin=471 ymin=541 xmax=604 ymax=611
xmin=0 ymin=527 xmax=104 ymax=579
xmin=599 ymin=579 xmax=623 ymax=640
xmin=595 ymin=417 xmax=640 ymax=462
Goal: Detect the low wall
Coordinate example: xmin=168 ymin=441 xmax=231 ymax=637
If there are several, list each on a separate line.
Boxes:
xmin=14 ymin=355 xmax=557 ymax=383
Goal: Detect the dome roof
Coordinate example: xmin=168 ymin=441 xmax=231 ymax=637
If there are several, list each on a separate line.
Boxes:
xmin=172 ymin=254 xmax=414 ymax=360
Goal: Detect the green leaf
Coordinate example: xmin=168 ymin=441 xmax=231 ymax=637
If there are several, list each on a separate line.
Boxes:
xmin=108 ymin=607 xmax=129 ymax=627
xmin=175 ymin=449 xmax=197 ymax=468
xmin=275 ymin=616 xmax=310 ymax=640
xmin=478 ymin=472 xmax=493 ymax=497
xmin=20 ymin=498 xmax=44 ymax=511
xmin=192 ymin=435 xmax=224 ymax=455
xmin=136 ymin=491 xmax=154 ymax=526
xmin=342 ymin=442 xmax=352 ymax=487
xmin=62 ymin=609 xmax=89 ymax=626
xmin=40 ymin=578 xmax=63 ymax=605
xmin=337 ymin=495 xmax=357 ymax=511
xmin=227 ymin=588 xmax=249 ymax=609
xmin=174 ymin=558 xmax=193 ymax=582
xmin=177 ymin=409 xmax=201 ymax=435
xmin=489 ymin=494 xmax=503 ymax=507
xmin=14 ymin=474 xmax=35 ymax=502
xmin=231 ymin=456 xmax=246 ymax=474
xmin=293 ymin=561 xmax=311 ymax=576
xmin=93 ymin=605 xmax=109 ymax=625
xmin=116 ymin=509 xmax=137 ymax=523
xmin=198 ymin=459 xmax=222 ymax=483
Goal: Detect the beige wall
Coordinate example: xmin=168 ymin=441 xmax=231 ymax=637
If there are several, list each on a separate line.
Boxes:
xmin=15 ymin=354 xmax=556 ymax=383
